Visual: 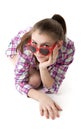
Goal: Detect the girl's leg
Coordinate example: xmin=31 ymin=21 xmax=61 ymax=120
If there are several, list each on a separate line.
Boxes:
xmin=9 ymin=54 xmax=41 ymax=89
xmin=28 ymin=69 xmax=41 ymax=89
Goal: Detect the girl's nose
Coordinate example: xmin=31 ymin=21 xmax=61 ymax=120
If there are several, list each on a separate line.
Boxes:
xmin=36 ymin=50 xmax=40 ymax=55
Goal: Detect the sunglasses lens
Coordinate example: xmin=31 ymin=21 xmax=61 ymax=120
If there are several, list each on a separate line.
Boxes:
xmin=27 ymin=44 xmax=50 ymax=56
xmin=40 ymin=48 xmax=50 ymax=56
xmin=27 ymin=45 xmax=36 ymax=53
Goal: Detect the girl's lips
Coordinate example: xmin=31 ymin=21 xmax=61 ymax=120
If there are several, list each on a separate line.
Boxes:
xmin=37 ymin=56 xmax=44 ymax=59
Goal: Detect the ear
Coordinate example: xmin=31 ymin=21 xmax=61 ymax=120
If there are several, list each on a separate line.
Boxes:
xmin=57 ymin=40 xmax=63 ymax=49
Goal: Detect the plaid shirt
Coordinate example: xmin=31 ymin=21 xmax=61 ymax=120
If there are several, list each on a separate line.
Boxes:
xmin=5 ymin=28 xmax=75 ymax=96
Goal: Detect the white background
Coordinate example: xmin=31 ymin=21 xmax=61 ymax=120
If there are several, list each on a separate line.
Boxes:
xmin=0 ymin=0 xmax=82 ymax=130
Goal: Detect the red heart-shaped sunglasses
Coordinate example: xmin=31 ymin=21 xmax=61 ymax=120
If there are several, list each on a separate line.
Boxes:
xmin=27 ymin=40 xmax=57 ymax=56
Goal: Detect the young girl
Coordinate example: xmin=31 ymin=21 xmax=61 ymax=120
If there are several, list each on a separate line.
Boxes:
xmin=5 ymin=14 xmax=75 ymax=120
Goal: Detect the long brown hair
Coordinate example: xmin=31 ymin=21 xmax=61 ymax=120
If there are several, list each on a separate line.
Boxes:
xmin=17 ymin=18 xmax=65 ymax=53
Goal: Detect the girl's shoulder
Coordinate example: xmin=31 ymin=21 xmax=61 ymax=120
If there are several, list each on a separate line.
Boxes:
xmin=17 ymin=27 xmax=32 ymax=37
xmin=65 ymin=37 xmax=74 ymax=47
xmin=63 ymin=37 xmax=75 ymax=51
xmin=60 ymin=37 xmax=75 ymax=55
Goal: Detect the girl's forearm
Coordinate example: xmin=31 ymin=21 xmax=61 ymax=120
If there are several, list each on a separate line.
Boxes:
xmin=27 ymin=88 xmax=46 ymax=102
xmin=39 ymin=67 xmax=54 ymax=89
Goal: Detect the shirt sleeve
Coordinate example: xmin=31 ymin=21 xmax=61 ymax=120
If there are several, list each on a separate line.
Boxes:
xmin=52 ymin=41 xmax=75 ymax=93
xmin=14 ymin=49 xmax=33 ymax=96
xmin=5 ymin=28 xmax=31 ymax=58
xmin=44 ymin=40 xmax=75 ymax=93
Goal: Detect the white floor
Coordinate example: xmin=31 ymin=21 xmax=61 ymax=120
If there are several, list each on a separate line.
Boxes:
xmin=0 ymin=0 xmax=82 ymax=130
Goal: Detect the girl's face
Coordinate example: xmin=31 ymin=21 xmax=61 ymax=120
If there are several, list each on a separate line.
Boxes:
xmin=31 ymin=29 xmax=56 ymax=63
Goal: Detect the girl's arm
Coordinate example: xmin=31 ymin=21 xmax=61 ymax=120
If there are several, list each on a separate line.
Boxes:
xmin=28 ymin=88 xmax=62 ymax=119
xmin=39 ymin=66 xmax=54 ymax=89
xmin=38 ymin=46 xmax=59 ymax=90
xmin=14 ymin=49 xmax=33 ymax=95
xmin=39 ymin=40 xmax=75 ymax=92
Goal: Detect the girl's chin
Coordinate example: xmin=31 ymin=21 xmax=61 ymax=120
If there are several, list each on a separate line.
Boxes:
xmin=37 ymin=58 xmax=45 ymax=63
xmin=36 ymin=57 xmax=48 ymax=63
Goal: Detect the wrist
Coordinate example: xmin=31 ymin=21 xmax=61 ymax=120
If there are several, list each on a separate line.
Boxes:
xmin=28 ymin=88 xmax=46 ymax=102
xmin=39 ymin=64 xmax=47 ymax=69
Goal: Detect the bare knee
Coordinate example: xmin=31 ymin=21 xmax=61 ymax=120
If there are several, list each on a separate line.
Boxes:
xmin=28 ymin=71 xmax=41 ymax=89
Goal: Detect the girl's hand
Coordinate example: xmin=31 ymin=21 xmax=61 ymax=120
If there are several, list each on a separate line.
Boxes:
xmin=39 ymin=46 xmax=59 ymax=68
xmin=39 ymin=94 xmax=62 ymax=119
